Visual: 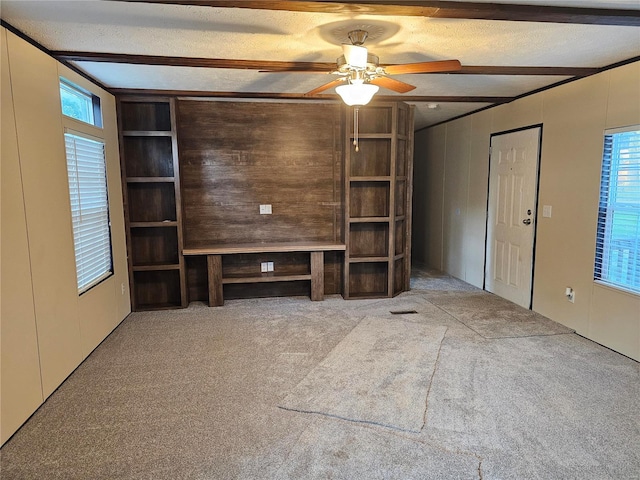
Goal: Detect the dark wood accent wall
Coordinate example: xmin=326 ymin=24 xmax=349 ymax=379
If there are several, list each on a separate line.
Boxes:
xmin=177 ymin=100 xmax=344 ymax=301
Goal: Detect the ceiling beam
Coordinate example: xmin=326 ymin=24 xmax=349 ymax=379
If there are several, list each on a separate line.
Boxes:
xmin=115 ymin=0 xmax=640 ymax=26
xmin=52 ymin=52 xmax=601 ymax=77
xmin=52 ymin=52 xmax=336 ymax=71
xmin=109 ymin=88 xmax=513 ymax=103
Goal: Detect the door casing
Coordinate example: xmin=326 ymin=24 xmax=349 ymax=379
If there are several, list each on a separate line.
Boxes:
xmin=484 ymin=125 xmax=543 ymax=309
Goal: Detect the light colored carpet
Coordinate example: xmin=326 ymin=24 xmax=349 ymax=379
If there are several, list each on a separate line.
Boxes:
xmin=1 ymin=269 xmax=638 ymax=480
xmin=280 ymin=317 xmax=447 ymax=432
xmin=272 ymin=419 xmax=481 ymax=480
xmin=425 ymin=291 xmax=574 ymax=338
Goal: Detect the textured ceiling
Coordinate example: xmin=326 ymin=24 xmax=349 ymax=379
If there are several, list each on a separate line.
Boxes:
xmin=2 ymin=0 xmax=639 ymax=129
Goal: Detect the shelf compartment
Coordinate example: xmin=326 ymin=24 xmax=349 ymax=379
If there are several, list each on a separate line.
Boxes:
xmin=349 ymin=222 xmax=389 ymax=258
xmin=133 ymin=269 xmax=182 ymax=310
xmin=397 ymin=139 xmax=407 ymax=177
xmin=395 ymin=219 xmax=406 ymax=256
xmin=130 ymin=226 xmax=179 ymax=266
xmin=127 ymin=183 xmax=177 ymax=223
xmin=349 ymin=181 xmax=390 ymax=218
xmin=395 ymin=180 xmax=407 ymax=217
xmin=221 ymin=252 xmax=310 ymax=278
xmin=398 ymin=106 xmax=408 ymax=136
xmin=349 ymin=106 xmax=393 ymax=134
xmin=348 ymin=262 xmax=388 ymax=298
xmin=224 ymin=281 xmax=310 ymax=301
xmin=120 ymin=101 xmax=172 ymax=132
xmin=394 ymin=258 xmax=405 ymax=296
xmin=123 ymin=136 xmax=174 ymax=177
xmin=350 ymin=139 xmax=391 ymax=177
xmin=222 ymin=274 xmax=311 ymax=284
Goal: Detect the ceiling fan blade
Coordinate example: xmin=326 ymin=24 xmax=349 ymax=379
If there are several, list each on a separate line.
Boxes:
xmin=342 ymin=44 xmax=368 ymax=69
xmin=370 ymin=76 xmax=416 ymax=94
xmin=384 ymin=59 xmax=462 ymax=75
xmin=305 ymin=78 xmax=346 ymax=96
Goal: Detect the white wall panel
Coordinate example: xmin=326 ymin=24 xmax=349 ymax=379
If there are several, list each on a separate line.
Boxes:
xmin=0 ymin=28 xmax=44 ymax=445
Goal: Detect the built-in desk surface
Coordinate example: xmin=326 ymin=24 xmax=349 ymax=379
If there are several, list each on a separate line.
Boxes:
xmin=183 ymin=241 xmax=346 ymax=256
xmin=183 ymin=242 xmax=346 ymax=306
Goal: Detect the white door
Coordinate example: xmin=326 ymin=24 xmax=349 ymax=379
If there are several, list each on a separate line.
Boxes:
xmin=485 ymin=127 xmax=541 ymax=308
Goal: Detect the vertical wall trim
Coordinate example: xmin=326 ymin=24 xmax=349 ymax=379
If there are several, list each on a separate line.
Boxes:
xmin=440 ymin=125 xmax=448 ymax=270
xmin=5 ymin=32 xmax=44 ymax=401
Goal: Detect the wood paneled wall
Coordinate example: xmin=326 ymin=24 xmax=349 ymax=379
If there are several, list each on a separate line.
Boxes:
xmin=176 ymin=100 xmax=344 ymax=300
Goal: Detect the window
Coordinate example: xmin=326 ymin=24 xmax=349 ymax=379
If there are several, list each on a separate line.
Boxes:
xmin=60 ymin=78 xmax=102 ymax=127
xmin=64 ymin=132 xmax=113 ymax=293
xmin=594 ymin=126 xmax=640 ymax=294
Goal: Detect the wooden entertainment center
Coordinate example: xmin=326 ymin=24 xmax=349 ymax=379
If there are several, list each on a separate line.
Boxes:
xmin=118 ymin=97 xmax=413 ymax=310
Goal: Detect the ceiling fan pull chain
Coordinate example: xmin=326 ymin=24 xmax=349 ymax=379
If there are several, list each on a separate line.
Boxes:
xmin=354 ymin=107 xmax=359 ymax=152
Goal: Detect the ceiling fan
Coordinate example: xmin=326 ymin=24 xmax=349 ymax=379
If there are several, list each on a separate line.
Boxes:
xmin=283 ymin=29 xmax=462 ymax=105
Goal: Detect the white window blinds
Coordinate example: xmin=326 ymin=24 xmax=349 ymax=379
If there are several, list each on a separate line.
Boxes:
xmin=65 ymin=132 xmax=113 ymax=293
xmin=594 ymin=127 xmax=640 ymax=294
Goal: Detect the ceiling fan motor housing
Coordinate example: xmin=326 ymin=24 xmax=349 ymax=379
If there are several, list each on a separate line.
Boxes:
xmin=347 ymin=29 xmax=369 ymax=45
xmin=337 ymin=53 xmax=380 ymax=73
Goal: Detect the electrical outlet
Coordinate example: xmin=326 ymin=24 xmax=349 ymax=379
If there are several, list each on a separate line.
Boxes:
xmin=565 ymin=287 xmax=575 ymax=303
xmin=121 ymin=283 xmax=126 ymax=295
xmin=259 ymin=204 xmax=272 ymax=215
xmin=261 ymin=262 xmax=269 ymax=273
xmin=267 ymin=262 xmax=274 ymax=272
xmin=543 ymin=205 xmax=552 ymax=218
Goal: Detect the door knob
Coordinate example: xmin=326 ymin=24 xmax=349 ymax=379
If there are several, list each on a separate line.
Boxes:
xmin=522 ymin=218 xmax=532 ymax=225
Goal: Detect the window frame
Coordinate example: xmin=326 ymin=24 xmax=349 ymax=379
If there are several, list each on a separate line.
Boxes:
xmin=594 ymin=125 xmax=640 ymax=296
xmin=64 ymin=129 xmax=114 ymax=295
xmin=59 ymin=77 xmax=103 ymax=128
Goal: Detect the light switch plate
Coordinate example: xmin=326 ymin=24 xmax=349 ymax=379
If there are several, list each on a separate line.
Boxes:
xmin=259 ymin=204 xmax=272 ymax=215
xmin=543 ymin=205 xmax=552 ymax=218
xmin=267 ymin=262 xmax=274 ymax=272
xmin=261 ymin=262 xmax=268 ymax=273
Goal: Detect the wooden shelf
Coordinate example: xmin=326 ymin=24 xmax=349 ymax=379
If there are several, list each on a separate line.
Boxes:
xmin=349 ymin=217 xmax=391 ymax=223
xmin=350 ymin=176 xmax=391 ymax=182
xmin=189 ymin=246 xmax=340 ymax=306
xmin=132 ymin=264 xmax=181 ymax=272
xmin=348 ymin=133 xmax=393 ymax=139
xmin=126 ymin=176 xmax=175 ymax=183
xmin=222 ymin=274 xmax=312 ymax=284
xmin=122 ymin=130 xmax=172 ymax=137
xmin=344 ymin=102 xmax=414 ymax=300
xmin=349 ymin=256 xmax=390 ymax=263
xmin=119 ymin=97 xmax=187 ymax=311
xmin=183 ymin=241 xmax=345 ymax=256
xmin=130 ymin=221 xmax=178 ymax=228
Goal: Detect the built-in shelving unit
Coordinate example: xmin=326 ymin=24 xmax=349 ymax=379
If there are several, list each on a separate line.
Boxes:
xmin=183 ymin=242 xmax=345 ymax=306
xmin=344 ymin=102 xmax=414 ymax=299
xmin=118 ymin=97 xmax=187 ymax=310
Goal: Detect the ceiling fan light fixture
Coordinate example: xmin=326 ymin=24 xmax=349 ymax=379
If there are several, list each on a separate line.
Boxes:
xmin=336 ymin=83 xmax=379 ymax=106
xmin=342 ymin=44 xmax=368 ymax=69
